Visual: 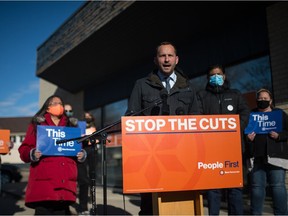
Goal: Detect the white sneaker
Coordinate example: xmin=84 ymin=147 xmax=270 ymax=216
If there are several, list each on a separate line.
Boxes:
xmin=78 ymin=210 xmax=90 ymax=215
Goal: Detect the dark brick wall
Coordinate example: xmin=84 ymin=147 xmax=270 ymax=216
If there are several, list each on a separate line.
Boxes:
xmin=36 ymin=1 xmax=134 ymax=75
xmin=267 ymin=2 xmax=288 ymax=108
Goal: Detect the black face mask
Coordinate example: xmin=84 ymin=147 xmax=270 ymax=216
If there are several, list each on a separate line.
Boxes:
xmin=85 ymin=118 xmax=93 ymax=123
xmin=257 ymin=100 xmax=270 ymax=109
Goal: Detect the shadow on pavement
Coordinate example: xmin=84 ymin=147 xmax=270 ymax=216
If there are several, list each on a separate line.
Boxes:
xmin=95 ymin=204 xmax=132 ymax=215
xmin=0 ymin=182 xmax=27 ymax=215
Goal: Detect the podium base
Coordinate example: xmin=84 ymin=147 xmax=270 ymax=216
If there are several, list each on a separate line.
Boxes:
xmin=152 ymin=191 xmax=203 ymax=215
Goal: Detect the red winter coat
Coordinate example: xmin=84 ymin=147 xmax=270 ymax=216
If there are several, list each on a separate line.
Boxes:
xmin=19 ymin=113 xmax=78 ymax=208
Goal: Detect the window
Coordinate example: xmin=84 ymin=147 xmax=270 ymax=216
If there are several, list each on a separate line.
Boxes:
xmin=226 ymin=56 xmax=272 ymax=94
xmin=103 ymin=99 xmax=128 ymax=126
xmin=10 ymin=136 xmax=16 ymax=143
xmin=190 ymin=56 xmax=272 ymax=94
xmin=20 ymin=135 xmax=26 ymax=142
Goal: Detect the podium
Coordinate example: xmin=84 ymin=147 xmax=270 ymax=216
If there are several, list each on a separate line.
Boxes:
xmin=121 ymin=115 xmax=243 ymax=215
xmin=152 ymin=191 xmax=203 ymax=215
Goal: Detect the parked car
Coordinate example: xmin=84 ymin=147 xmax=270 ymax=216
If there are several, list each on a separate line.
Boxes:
xmin=1 ymin=164 xmax=22 ymax=185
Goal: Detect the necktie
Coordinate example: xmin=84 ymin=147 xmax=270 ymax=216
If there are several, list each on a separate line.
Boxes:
xmin=165 ymin=77 xmax=171 ymax=93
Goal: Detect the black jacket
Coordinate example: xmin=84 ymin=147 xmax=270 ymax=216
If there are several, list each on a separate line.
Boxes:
xmin=196 ymin=81 xmax=250 ymax=130
xmin=127 ymin=68 xmax=199 ymax=116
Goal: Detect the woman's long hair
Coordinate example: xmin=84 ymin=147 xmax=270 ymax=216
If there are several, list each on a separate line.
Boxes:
xmin=31 ymin=95 xmax=64 ymax=124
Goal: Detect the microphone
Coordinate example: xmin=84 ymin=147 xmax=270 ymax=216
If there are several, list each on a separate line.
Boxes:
xmin=151 ymin=106 xmax=161 ymax=116
xmin=125 ymin=94 xmax=163 ymax=116
xmin=175 ymin=107 xmax=185 ymax=115
xmin=160 ymin=89 xmax=170 ymax=115
xmin=160 ymin=89 xmax=168 ymax=99
xmin=125 ymin=110 xmax=134 ymax=116
xmin=56 ymin=139 xmax=70 ymax=144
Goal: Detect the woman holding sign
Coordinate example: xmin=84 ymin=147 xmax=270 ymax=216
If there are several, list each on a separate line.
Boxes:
xmin=19 ymin=95 xmax=86 ymax=215
xmin=246 ymin=88 xmax=288 ymax=215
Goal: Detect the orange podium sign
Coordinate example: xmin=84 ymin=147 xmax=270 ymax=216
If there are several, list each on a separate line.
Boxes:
xmin=121 ymin=115 xmax=243 ymax=193
xmin=0 ymin=129 xmax=10 ymax=154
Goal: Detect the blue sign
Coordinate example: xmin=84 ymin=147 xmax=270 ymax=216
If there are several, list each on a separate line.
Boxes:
xmin=37 ymin=126 xmax=82 ymax=156
xmin=244 ymin=110 xmax=282 ymax=134
xmin=78 ymin=121 xmax=86 ymax=136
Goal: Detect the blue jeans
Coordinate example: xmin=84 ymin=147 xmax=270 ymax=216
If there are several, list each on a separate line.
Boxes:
xmin=207 ymin=188 xmax=243 ymax=215
xmin=250 ymin=161 xmax=287 ymax=215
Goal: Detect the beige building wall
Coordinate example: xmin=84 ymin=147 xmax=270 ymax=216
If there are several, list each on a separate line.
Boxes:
xmin=39 ymin=79 xmax=58 ymax=106
xmin=39 ymin=78 xmax=85 ymax=119
xmin=1 ymin=133 xmax=26 ymax=164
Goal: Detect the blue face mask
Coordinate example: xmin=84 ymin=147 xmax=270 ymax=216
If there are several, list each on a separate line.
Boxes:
xmin=65 ymin=111 xmax=74 ymax=117
xmin=209 ymin=74 xmax=224 ymax=86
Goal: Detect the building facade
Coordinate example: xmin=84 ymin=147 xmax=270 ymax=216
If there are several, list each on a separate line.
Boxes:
xmin=0 ymin=117 xmax=31 ymax=163
xmin=35 ymin=1 xmax=288 ymax=187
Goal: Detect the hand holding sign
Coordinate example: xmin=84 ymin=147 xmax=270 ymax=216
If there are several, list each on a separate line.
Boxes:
xmin=76 ymin=150 xmax=85 ymax=161
xmin=35 ymin=149 xmax=42 ymax=159
xmin=247 ymin=132 xmax=256 ymax=142
xmin=30 ymin=149 xmax=42 ymax=161
xmin=269 ymin=131 xmax=279 ymax=140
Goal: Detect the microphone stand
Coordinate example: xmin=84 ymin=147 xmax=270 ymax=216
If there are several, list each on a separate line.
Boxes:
xmin=89 ymin=136 xmax=98 ymax=215
xmin=81 ymin=131 xmax=110 ymax=215
xmin=89 ymin=132 xmax=108 ymax=215
xmin=56 ymin=98 xmax=163 ymax=215
xmin=102 ymin=133 xmax=108 ymax=215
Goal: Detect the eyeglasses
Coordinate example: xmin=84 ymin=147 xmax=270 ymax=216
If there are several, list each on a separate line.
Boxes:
xmin=65 ymin=110 xmax=73 ymax=113
xmin=49 ymin=102 xmax=63 ymax=106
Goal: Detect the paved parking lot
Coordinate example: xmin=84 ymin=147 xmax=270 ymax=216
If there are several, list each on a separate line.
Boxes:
xmin=0 ymin=164 xmax=275 ymax=215
xmin=0 ymin=165 xmax=140 ymax=215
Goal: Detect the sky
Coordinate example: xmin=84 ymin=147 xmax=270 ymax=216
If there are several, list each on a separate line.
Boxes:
xmin=0 ymin=1 xmax=85 ymax=117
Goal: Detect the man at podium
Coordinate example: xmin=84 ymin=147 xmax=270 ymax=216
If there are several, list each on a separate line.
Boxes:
xmin=126 ymin=41 xmax=199 ymax=215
